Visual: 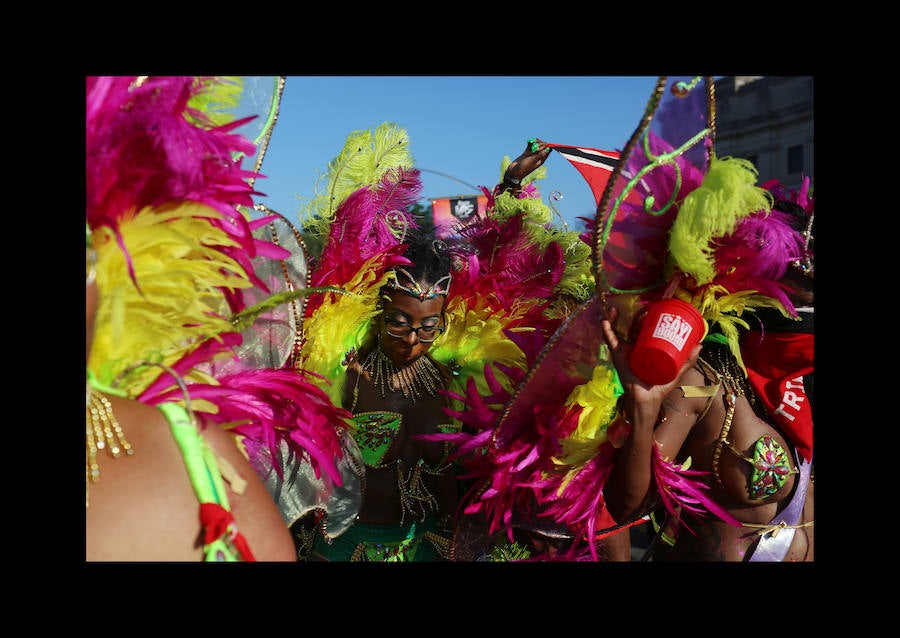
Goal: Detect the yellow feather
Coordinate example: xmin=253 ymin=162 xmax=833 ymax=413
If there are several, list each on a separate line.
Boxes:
xmin=298 ymin=257 xmax=387 ymax=403
xmin=678 ymin=285 xmax=791 ymax=374
xmin=430 ymin=295 xmax=529 ymax=396
xmin=89 ymin=204 xmax=251 ymax=393
xmin=669 ymin=155 xmax=772 ymax=285
xmin=564 ymin=363 xmax=620 ymax=443
xmin=300 ymin=123 xmax=413 ymax=238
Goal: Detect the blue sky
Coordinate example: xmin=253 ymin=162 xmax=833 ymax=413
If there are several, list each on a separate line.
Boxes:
xmin=239 ymin=76 xmax=662 ymax=231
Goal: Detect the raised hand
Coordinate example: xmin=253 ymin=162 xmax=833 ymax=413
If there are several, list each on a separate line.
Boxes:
xmin=504 ymin=137 xmax=552 ymax=183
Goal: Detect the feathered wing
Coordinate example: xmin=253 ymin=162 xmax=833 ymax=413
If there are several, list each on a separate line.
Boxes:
xmin=87 ymin=76 xmax=346 ymax=495
xmin=247 ymin=124 xmax=429 ymax=528
xmin=423 ymin=156 xmax=620 ymax=554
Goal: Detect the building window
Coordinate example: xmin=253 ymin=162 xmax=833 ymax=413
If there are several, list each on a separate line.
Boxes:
xmin=787 ymin=145 xmax=803 ymax=174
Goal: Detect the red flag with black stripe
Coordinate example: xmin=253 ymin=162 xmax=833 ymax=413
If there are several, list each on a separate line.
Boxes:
xmin=547 ymin=142 xmax=660 ymax=293
xmin=546 ymin=143 xmax=622 ymax=206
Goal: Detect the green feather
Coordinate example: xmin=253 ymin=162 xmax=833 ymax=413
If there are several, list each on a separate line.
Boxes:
xmin=488 ymin=540 xmax=533 ymax=561
xmin=300 ymin=123 xmax=413 ymax=238
xmin=669 ymin=155 xmax=772 ymax=285
xmin=230 ymin=286 xmax=352 ymax=332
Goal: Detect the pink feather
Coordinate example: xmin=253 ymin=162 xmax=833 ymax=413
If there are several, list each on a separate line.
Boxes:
xmin=712 ymin=208 xmax=807 ymax=314
xmin=150 ymin=368 xmax=351 ymax=486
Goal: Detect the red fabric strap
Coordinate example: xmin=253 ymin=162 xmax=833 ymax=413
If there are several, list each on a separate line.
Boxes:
xmin=200 ymin=502 xmax=257 ymax=561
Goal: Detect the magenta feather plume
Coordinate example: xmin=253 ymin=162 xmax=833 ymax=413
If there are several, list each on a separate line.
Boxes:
xmin=86 ymin=76 xmax=282 ymax=299
xmin=246 ymin=214 xmax=294 ymax=261
xmin=311 ymin=167 xmax=422 ymax=286
xmin=473 ymin=407 xmax=571 ymax=539
xmin=431 ymin=368 xmax=519 ymax=521
xmin=502 ymin=314 xmax=564 ymax=368
xmin=304 ymin=168 xmax=421 ymax=318
xmin=137 ymin=332 xmax=243 ymax=404
xmin=87 ymin=77 xmax=261 ymax=230
xmin=649 ymin=444 xmax=742 ymax=535
xmin=455 ymin=214 xmax=563 ymax=311
xmin=438 ymin=365 xmax=579 ymax=540
xmin=160 ymin=368 xmax=351 ymax=485
xmin=717 ymin=210 xmax=803 ymax=279
xmin=441 ymin=368 xmax=511 ymax=450
xmin=538 ymin=444 xmax=617 ymax=561
xmin=712 ymin=208 xmax=808 ymax=315
xmin=472 ymin=436 xmax=560 ymax=540
xmin=597 ymin=131 xmax=706 ymax=294
xmin=762 ymin=176 xmax=814 ymax=217
xmin=535 ymin=439 xmax=742 ymax=558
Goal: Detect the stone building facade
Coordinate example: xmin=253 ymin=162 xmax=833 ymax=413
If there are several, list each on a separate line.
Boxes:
xmin=713 ymin=76 xmax=814 ymax=190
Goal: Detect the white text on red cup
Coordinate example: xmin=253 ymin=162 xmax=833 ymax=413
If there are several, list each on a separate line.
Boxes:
xmin=651 ymin=313 xmax=694 ymax=351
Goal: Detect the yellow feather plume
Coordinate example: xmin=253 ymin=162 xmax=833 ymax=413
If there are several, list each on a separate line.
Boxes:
xmin=669 ymin=155 xmax=772 ymax=285
xmin=301 ymin=122 xmax=413 ymax=237
xmin=89 ymin=204 xmax=251 ymax=393
xmin=298 ymin=257 xmax=386 ymax=404
xmin=681 ymin=285 xmax=791 ymax=373
xmin=548 ymin=360 xmax=621 ymax=484
xmin=430 ymin=294 xmax=529 ymax=396
xmin=489 ymin=161 xmax=596 ymax=306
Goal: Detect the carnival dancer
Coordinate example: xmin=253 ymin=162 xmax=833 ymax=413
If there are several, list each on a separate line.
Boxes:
xmin=280 ymin=125 xmax=598 ymax=560
xmin=601 ymin=172 xmax=814 ymax=561
xmin=444 ymin=77 xmax=814 ymax=562
xmin=86 ymin=76 xmax=347 ymax=561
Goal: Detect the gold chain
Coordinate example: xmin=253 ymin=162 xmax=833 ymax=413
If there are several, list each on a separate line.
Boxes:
xmin=86 ymin=389 xmax=135 ymax=507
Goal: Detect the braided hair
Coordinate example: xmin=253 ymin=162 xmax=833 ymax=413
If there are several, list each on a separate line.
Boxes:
xmin=399 ymin=234 xmax=452 ymax=289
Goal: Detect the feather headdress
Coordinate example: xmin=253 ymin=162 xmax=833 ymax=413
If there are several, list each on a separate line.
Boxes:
xmin=292 ymin=124 xmax=421 ymax=404
xmin=86 ymin=76 xmax=346 ymax=487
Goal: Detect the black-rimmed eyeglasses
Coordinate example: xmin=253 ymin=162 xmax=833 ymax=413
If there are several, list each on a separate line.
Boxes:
xmin=384 ymin=318 xmax=444 ymax=343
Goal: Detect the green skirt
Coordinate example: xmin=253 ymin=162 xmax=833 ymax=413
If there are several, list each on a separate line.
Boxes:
xmin=310 ymin=514 xmax=452 ymax=562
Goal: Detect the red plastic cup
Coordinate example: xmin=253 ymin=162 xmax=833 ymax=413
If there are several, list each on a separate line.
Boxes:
xmin=629 ymin=298 xmax=706 ymax=385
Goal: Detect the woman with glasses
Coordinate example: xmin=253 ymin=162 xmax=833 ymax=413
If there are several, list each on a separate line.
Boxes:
xmin=287 ymin=128 xmax=560 ymax=561
xmin=301 ymin=235 xmax=460 ymax=561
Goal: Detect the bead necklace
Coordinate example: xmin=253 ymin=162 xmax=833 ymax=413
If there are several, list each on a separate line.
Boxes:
xmin=360 ymin=343 xmax=443 ymax=404
xmin=85 ymin=387 xmax=134 ymax=507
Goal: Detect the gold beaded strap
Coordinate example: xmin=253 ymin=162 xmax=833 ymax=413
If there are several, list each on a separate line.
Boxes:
xmin=397 ymin=458 xmax=441 ymax=525
xmin=711 ymin=391 xmax=737 ymax=488
xmin=694 ymin=353 xmax=743 ymax=488
xmin=86 ymin=389 xmax=135 ymax=507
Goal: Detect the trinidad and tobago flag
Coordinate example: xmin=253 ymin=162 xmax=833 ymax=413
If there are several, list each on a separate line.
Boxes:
xmin=545 ymin=143 xmax=621 ymax=206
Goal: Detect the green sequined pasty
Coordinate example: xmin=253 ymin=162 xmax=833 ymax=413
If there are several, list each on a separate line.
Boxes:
xmin=352 ymin=411 xmax=402 ymax=468
xmin=748 ymin=434 xmax=797 ymax=500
